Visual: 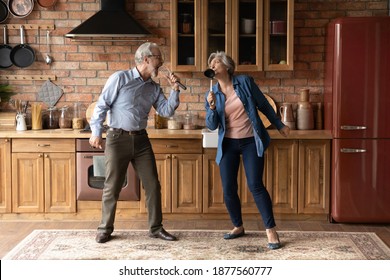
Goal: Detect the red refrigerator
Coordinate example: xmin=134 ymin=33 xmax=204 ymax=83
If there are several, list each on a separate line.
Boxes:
xmin=324 ymin=16 xmax=390 ymax=223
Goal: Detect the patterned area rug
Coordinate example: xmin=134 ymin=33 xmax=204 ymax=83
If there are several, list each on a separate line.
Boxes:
xmin=3 ymin=230 xmax=390 ymax=260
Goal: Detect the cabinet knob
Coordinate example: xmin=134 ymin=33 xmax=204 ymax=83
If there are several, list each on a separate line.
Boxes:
xmin=166 ymin=155 xmax=170 ymax=159
xmin=45 ymin=154 xmax=49 ymax=158
xmin=38 ymin=154 xmax=43 ymax=158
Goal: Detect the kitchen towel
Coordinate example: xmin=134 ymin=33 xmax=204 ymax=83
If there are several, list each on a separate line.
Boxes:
xmin=37 ymin=80 xmax=63 ymax=107
xmin=92 ymin=155 xmax=106 ymax=177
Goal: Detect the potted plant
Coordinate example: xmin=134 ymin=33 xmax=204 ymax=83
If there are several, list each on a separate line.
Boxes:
xmin=0 ymin=83 xmax=14 ymax=103
xmin=0 ymin=84 xmax=15 ymax=111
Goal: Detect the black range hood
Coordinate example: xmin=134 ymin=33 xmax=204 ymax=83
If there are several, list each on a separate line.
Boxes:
xmin=65 ymin=0 xmax=152 ymax=41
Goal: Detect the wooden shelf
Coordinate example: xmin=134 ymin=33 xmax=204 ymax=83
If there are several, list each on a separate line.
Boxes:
xmin=4 ymin=24 xmax=55 ymax=30
xmin=0 ymin=75 xmax=56 ymax=81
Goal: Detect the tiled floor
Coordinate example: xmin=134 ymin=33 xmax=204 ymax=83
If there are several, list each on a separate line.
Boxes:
xmin=1 ymin=217 xmax=389 ymax=259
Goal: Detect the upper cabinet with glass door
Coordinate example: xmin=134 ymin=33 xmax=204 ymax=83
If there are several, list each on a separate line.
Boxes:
xmin=264 ymin=0 xmax=294 ymax=70
xmin=200 ymin=0 xmax=263 ymax=71
xmin=232 ymin=0 xmax=263 ymax=72
xmin=171 ymin=0 xmax=201 ymax=72
xmin=171 ymin=0 xmax=294 ymax=72
xmin=200 ymin=0 xmax=230 ymax=71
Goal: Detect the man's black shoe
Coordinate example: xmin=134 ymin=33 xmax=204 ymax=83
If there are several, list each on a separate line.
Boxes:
xmin=149 ymin=228 xmax=177 ymax=241
xmin=95 ymin=232 xmax=111 ymax=243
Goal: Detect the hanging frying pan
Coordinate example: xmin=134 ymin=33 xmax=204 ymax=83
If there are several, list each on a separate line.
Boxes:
xmin=37 ymin=0 xmax=57 ymax=8
xmin=10 ymin=25 xmax=35 ymax=68
xmin=0 ymin=25 xmax=12 ymax=68
xmin=7 ymin=0 xmax=34 ymax=19
xmin=0 ymin=0 xmax=9 ymax=23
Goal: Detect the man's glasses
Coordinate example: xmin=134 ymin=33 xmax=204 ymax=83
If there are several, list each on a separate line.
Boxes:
xmin=149 ymin=54 xmax=163 ymax=60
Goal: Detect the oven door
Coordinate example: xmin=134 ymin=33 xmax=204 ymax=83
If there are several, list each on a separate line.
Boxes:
xmin=76 ymin=152 xmax=140 ymax=201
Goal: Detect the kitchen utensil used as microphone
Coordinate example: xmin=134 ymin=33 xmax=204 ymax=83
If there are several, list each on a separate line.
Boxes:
xmin=204 ymin=69 xmax=215 ymax=106
xmin=204 ymin=68 xmax=215 ymax=80
xmin=159 ymin=66 xmax=187 ymax=90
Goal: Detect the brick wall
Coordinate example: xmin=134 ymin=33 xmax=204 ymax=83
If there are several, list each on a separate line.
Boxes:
xmin=1 ymin=0 xmax=388 ymax=123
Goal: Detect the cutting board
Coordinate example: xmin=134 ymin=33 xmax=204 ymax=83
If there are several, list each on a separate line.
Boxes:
xmin=0 ymin=112 xmax=16 ymax=130
xmin=86 ymin=102 xmax=107 ymax=125
xmin=259 ymin=94 xmax=277 ymax=128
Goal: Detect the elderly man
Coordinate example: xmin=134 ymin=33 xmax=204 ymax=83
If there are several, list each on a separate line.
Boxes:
xmin=89 ymin=42 xmax=181 ymax=243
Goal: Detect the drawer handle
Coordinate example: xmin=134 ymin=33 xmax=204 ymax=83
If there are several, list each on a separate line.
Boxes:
xmin=340 ymin=148 xmax=366 ymax=153
xmin=340 ymin=125 xmax=367 ymax=130
xmin=37 ymin=144 xmax=51 ymax=147
xmin=166 ymin=145 xmax=179 ymax=148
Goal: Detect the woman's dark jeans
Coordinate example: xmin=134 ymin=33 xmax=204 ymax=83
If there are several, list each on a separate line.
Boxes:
xmin=219 ymin=137 xmax=276 ymax=229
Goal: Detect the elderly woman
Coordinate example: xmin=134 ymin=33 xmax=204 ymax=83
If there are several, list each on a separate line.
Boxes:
xmin=205 ymin=51 xmax=290 ymax=250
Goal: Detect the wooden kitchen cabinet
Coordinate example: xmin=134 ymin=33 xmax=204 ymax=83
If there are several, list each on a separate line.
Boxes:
xmin=11 ymin=139 xmax=76 ymax=213
xmin=201 ymin=0 xmax=263 ymax=71
xmin=298 ymin=140 xmax=330 ymax=214
xmin=171 ymin=0 xmax=294 ymax=72
xmin=203 ymin=151 xmax=224 ymax=213
xmin=171 ymin=0 xmax=202 ymax=72
xmin=0 ymin=138 xmax=12 ymax=213
xmin=140 ymin=139 xmax=203 ymax=214
xmin=203 ymin=148 xmax=269 ymax=214
xmin=264 ymin=0 xmax=294 ymax=70
xmin=171 ymin=0 xmax=262 ymax=71
xmin=203 ymin=139 xmax=329 ymax=216
xmin=265 ymin=140 xmax=299 ymax=214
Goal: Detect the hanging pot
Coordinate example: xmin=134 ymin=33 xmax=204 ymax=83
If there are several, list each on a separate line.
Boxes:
xmin=7 ymin=0 xmax=34 ymax=19
xmin=0 ymin=0 xmax=9 ymax=23
xmin=0 ymin=25 xmax=12 ymax=68
xmin=37 ymin=0 xmax=57 ymax=8
xmin=10 ymin=25 xmax=35 ymax=68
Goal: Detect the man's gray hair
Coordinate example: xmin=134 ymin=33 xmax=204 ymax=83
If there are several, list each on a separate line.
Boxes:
xmin=134 ymin=42 xmax=160 ymax=65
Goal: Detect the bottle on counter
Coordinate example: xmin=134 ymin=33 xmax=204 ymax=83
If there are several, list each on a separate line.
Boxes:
xmin=296 ymin=89 xmax=314 ymax=130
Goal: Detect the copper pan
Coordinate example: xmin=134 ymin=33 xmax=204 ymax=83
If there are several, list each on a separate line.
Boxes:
xmin=37 ymin=0 xmax=57 ymax=8
xmin=7 ymin=0 xmax=34 ymax=18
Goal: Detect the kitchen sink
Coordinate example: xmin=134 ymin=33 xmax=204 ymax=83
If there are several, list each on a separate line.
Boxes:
xmin=201 ymin=128 xmax=218 ymax=148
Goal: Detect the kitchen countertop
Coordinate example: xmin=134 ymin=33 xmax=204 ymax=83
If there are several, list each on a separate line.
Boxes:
xmin=0 ymin=128 xmax=332 ymax=140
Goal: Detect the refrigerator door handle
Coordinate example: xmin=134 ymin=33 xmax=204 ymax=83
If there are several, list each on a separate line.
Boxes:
xmin=340 ymin=125 xmax=367 ymax=130
xmin=340 ymin=148 xmax=367 ymax=153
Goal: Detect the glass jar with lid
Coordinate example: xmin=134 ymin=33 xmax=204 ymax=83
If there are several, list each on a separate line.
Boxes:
xmin=72 ymin=102 xmax=84 ymax=129
xmin=59 ymin=106 xmax=72 ymax=129
xmin=44 ymin=106 xmax=59 ymax=129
